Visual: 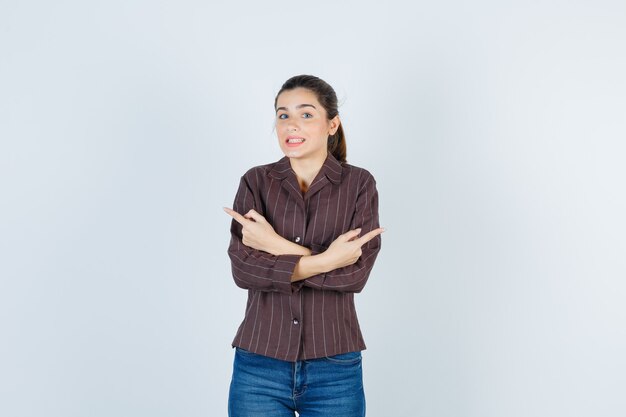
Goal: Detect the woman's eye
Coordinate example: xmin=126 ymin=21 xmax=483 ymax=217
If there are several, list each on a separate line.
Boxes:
xmin=278 ymin=113 xmax=312 ymax=119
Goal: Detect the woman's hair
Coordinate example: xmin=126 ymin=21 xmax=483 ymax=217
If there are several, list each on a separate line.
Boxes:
xmin=274 ymin=74 xmax=347 ymax=163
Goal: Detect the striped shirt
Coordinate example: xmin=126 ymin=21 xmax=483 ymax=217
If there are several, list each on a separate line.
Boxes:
xmin=227 ymin=152 xmax=382 ymax=362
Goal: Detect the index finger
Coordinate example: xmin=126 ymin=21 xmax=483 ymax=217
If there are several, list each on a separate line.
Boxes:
xmin=223 ymin=207 xmax=250 ymax=226
xmin=355 ymin=227 xmax=385 ymax=246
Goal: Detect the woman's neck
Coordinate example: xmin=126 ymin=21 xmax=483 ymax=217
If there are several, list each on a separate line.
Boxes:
xmin=289 ymin=153 xmax=327 ymax=193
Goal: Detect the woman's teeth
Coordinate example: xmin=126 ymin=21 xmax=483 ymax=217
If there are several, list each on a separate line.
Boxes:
xmin=287 ymin=138 xmax=305 ymax=143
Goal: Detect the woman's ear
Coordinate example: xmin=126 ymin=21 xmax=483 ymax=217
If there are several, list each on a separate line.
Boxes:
xmin=329 ymin=115 xmax=341 ymax=135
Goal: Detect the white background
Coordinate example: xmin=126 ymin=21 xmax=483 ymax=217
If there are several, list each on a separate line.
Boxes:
xmin=1 ymin=1 xmax=625 ymax=416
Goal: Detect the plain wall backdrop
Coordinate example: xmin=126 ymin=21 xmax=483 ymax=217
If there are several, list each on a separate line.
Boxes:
xmin=1 ymin=1 xmax=625 ymax=416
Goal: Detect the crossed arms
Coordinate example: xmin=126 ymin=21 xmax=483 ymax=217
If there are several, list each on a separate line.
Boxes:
xmin=224 ymin=173 xmax=384 ymax=294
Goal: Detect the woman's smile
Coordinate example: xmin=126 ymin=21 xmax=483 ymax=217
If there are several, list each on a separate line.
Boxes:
xmin=286 ymin=136 xmax=306 ymax=147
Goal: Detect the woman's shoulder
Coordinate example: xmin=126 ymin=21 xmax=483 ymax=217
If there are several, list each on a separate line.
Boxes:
xmin=341 ymin=161 xmax=377 ymax=184
xmin=239 ymin=157 xmax=288 ymax=180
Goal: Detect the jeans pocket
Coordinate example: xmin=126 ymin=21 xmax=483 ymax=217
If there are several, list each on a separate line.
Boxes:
xmin=323 ymin=350 xmax=362 ymax=364
xmin=235 ymin=346 xmax=257 ymax=356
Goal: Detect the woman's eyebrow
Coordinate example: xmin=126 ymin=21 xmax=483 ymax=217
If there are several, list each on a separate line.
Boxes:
xmin=275 ymin=104 xmax=317 ymax=113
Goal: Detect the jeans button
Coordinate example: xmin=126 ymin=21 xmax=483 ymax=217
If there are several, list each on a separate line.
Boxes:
xmin=293 ymin=318 xmax=299 ymax=325
xmin=294 ymin=236 xmax=301 ymax=243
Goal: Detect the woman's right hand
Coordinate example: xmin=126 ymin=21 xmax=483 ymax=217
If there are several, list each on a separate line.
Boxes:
xmin=320 ymin=227 xmax=385 ymax=272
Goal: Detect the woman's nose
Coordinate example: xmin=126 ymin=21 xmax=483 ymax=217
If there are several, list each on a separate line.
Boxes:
xmin=286 ymin=119 xmax=300 ymax=131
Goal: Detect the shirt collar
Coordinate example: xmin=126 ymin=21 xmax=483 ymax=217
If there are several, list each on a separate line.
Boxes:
xmin=268 ymin=153 xmax=343 ymax=184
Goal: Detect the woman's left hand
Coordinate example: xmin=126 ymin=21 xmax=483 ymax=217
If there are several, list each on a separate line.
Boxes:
xmin=223 ymin=207 xmax=282 ymax=255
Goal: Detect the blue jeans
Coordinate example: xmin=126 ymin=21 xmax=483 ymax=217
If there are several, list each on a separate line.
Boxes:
xmin=228 ymin=347 xmax=366 ymax=417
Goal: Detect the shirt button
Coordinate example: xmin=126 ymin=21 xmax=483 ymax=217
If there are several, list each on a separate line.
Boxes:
xmin=293 ymin=318 xmax=299 ymax=325
xmin=294 ymin=236 xmax=301 ymax=243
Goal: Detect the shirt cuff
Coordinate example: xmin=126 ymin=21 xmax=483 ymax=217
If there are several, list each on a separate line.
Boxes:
xmin=272 ymin=254 xmax=306 ymax=294
xmin=299 ymin=244 xmax=328 ymax=289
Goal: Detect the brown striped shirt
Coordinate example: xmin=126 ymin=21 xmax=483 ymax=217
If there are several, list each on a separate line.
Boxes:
xmin=227 ymin=152 xmax=382 ymax=362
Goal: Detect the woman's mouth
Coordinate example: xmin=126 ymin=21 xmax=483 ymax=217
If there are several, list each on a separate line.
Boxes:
xmin=286 ymin=137 xmax=306 ymax=147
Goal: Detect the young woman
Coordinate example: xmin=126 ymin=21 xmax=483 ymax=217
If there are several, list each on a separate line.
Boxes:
xmin=223 ymin=74 xmax=384 ymax=417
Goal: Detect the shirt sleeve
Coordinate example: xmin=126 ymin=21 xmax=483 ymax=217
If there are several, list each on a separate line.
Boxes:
xmin=300 ymin=172 xmax=382 ymax=293
xmin=227 ymin=173 xmax=304 ymax=294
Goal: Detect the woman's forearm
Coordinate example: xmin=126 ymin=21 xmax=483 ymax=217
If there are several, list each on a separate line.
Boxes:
xmin=291 ymin=253 xmax=331 ymax=282
xmin=290 ymin=227 xmax=384 ymax=283
xmin=270 ymin=236 xmax=354 ymax=283
xmin=267 ymin=237 xmax=330 ymax=282
xmin=269 ymin=236 xmax=312 ymax=257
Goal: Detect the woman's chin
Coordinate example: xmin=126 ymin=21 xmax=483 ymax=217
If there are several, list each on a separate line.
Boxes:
xmin=285 ymin=150 xmax=303 ymax=158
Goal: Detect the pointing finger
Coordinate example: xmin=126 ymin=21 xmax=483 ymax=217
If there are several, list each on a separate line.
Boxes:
xmin=341 ymin=228 xmax=362 ymax=241
xmin=356 ymin=227 xmax=385 ymax=245
xmin=223 ymin=207 xmax=249 ymax=226
xmin=244 ymin=209 xmax=267 ymax=223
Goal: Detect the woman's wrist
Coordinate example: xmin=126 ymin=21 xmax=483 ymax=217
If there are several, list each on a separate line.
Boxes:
xmin=291 ymin=253 xmax=328 ymax=282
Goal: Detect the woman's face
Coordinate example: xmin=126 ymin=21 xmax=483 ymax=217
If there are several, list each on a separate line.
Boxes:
xmin=275 ymin=87 xmax=340 ymax=161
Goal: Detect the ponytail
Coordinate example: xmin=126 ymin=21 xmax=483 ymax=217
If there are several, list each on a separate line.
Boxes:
xmin=328 ymin=123 xmax=347 ymax=163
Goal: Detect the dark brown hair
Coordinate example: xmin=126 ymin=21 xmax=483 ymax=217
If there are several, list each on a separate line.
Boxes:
xmin=274 ymin=74 xmax=347 ymax=163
